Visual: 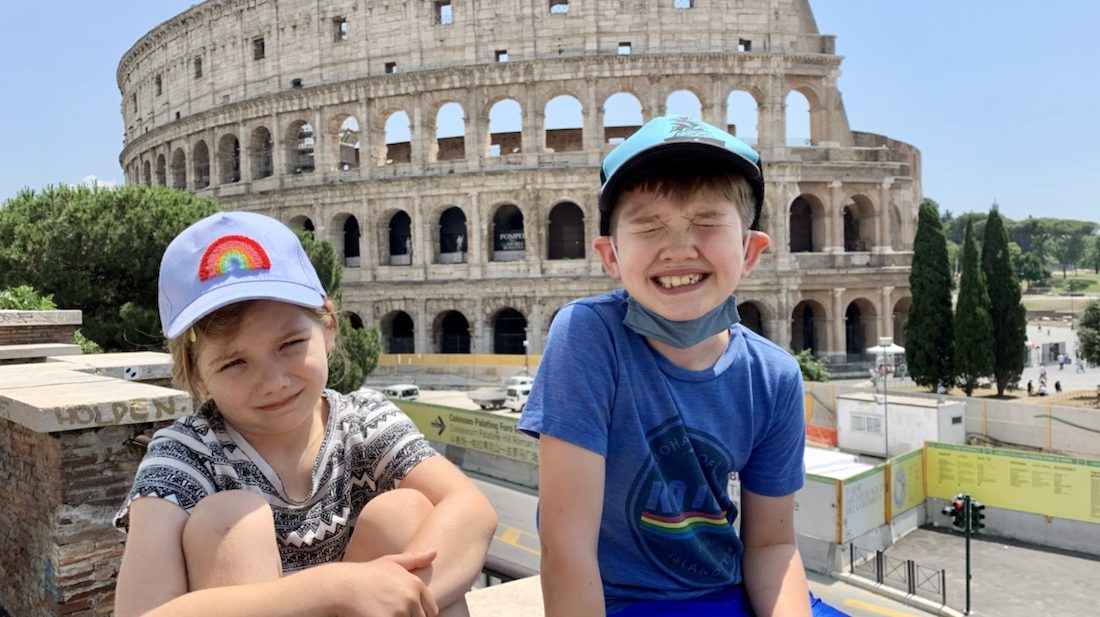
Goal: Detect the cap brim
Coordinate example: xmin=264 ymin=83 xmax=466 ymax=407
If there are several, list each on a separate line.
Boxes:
xmin=163 ymin=280 xmax=325 ymax=339
xmin=599 ymin=142 xmax=764 ymax=232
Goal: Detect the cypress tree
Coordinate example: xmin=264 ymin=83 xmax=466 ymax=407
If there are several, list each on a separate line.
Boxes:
xmin=981 ymin=207 xmax=1027 ymax=395
xmin=955 ymin=220 xmax=995 ymax=396
xmin=903 ymin=199 xmax=955 ymax=392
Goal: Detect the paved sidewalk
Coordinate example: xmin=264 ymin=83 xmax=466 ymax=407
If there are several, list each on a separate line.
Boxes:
xmin=880 ymin=526 xmax=1100 ymax=615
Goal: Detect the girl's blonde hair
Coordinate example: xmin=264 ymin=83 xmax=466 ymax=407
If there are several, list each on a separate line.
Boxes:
xmin=168 ymin=298 xmax=338 ymax=398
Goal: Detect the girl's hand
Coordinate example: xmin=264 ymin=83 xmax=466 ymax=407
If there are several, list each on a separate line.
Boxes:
xmin=333 ymin=550 xmax=439 ymax=617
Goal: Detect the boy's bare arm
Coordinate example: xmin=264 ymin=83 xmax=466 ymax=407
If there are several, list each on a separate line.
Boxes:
xmin=399 ymin=455 xmax=500 ymax=607
xmin=538 ymin=435 xmax=607 ymax=617
xmin=739 ymin=489 xmax=812 ymax=617
xmin=115 ymin=497 xmax=439 ymax=617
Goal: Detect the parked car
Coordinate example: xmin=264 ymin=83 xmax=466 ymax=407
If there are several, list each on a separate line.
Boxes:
xmin=468 ymin=374 xmax=535 ymax=410
xmin=382 ymin=384 xmax=421 ymax=400
xmin=504 ymin=383 xmax=532 ymax=412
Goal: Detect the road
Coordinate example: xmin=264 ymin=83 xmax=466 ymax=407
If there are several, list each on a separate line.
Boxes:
xmin=473 ymin=477 xmax=936 ymax=617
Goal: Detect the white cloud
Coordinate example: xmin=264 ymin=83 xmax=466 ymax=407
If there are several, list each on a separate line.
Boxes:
xmin=81 ymin=175 xmax=118 ymax=189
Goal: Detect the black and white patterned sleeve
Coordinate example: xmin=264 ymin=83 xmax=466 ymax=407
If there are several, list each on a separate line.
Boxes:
xmin=113 ymin=432 xmax=217 ymax=532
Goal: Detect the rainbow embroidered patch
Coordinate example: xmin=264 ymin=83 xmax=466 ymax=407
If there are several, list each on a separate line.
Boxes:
xmin=198 ymin=234 xmax=272 ymax=281
xmin=639 ymin=509 xmax=729 ymax=539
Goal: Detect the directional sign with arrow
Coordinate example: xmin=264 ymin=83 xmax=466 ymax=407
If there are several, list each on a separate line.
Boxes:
xmin=431 ymin=415 xmax=446 ymax=436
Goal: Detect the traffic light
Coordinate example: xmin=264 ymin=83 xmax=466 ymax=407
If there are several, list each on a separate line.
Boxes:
xmin=970 ymin=499 xmax=986 ymax=532
xmin=941 ymin=494 xmax=967 ymax=530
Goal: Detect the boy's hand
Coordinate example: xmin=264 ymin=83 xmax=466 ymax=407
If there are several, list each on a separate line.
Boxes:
xmin=334 ymin=550 xmax=439 ymax=617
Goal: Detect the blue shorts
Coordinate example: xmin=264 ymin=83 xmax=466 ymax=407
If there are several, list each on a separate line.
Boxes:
xmin=610 ymin=587 xmax=849 ymax=616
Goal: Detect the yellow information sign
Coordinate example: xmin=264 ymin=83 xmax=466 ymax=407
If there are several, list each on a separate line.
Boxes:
xmin=925 ymin=442 xmax=1100 ymax=524
xmin=395 ymin=400 xmax=540 ymax=466
xmin=887 ymin=448 xmax=925 ymax=519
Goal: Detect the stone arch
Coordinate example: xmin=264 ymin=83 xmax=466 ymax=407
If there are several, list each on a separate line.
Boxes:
xmin=789 ymin=194 xmax=826 ymax=252
xmin=250 ymin=126 xmax=274 ymax=179
xmin=784 ymin=89 xmax=811 ymax=147
xmin=170 ymin=148 xmax=186 ymax=189
xmin=738 ymin=300 xmax=767 ymax=338
xmin=493 ymin=307 xmax=528 ymax=354
xmin=491 ymin=203 xmax=525 ymax=262
xmin=328 ymin=213 xmax=360 ymax=267
xmin=286 ymin=120 xmax=315 ymax=174
xmin=488 ymin=98 xmax=522 ymax=156
xmin=346 ymin=312 xmax=365 ymax=330
xmin=192 ymin=140 xmax=210 ymax=189
xmin=842 ymin=193 xmax=876 ymax=252
xmin=544 ymin=95 xmax=583 ymax=153
xmin=665 ymin=89 xmax=703 ymax=120
xmin=438 ymin=206 xmax=468 ymax=263
xmin=386 ymin=210 xmax=413 ymax=266
xmin=330 ymin=113 xmax=361 ymax=171
xmin=547 ymin=201 xmax=585 ymax=260
xmin=217 ymin=133 xmax=241 ymax=183
xmin=381 ymin=310 xmax=415 ymax=353
xmin=791 ymin=300 xmax=827 ymax=355
xmin=845 ymin=298 xmax=878 ymax=360
xmin=434 ymin=102 xmax=466 ymax=161
xmin=435 ymin=310 xmax=471 ymax=353
xmin=155 ymin=154 xmax=166 ymax=185
xmin=726 ymin=89 xmax=762 ymax=143
xmin=288 ymin=214 xmax=315 ymax=237
xmin=892 ymin=296 xmax=912 ymax=347
xmin=603 ymin=92 xmax=643 ymax=144
xmin=142 ymin=160 xmax=152 ymax=186
xmin=382 ymin=110 xmax=411 ymax=164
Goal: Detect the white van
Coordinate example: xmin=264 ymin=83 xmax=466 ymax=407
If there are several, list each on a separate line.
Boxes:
xmin=505 ymin=375 xmax=534 ymax=388
xmin=504 ymin=384 xmax=531 ymax=412
xmin=382 ymin=384 xmax=421 ymax=401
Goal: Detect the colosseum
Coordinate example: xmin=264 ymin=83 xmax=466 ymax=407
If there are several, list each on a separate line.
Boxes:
xmin=118 ymin=0 xmax=919 ymax=368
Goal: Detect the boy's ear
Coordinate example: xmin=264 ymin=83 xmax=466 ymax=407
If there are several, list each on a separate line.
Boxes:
xmin=740 ymin=231 xmax=771 ymax=277
xmin=592 ymin=236 xmax=622 ymax=280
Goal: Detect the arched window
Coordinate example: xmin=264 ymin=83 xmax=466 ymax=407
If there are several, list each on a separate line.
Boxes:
xmin=492 ymin=204 xmax=525 ymax=261
xmin=494 ymin=308 xmax=527 ymax=354
xmin=250 ymin=126 xmax=274 ymax=179
xmin=388 ymin=211 xmax=412 ymax=266
xmin=383 ymin=311 xmax=415 ymax=353
xmin=791 ymin=301 xmax=825 ymax=355
xmin=488 ymin=99 xmax=522 ymax=156
xmin=384 ymin=111 xmax=411 ymax=164
xmin=218 ymin=134 xmax=241 ymax=183
xmin=544 ymin=95 xmax=583 ymax=152
xmin=789 ymin=197 xmax=813 ymax=253
xmin=170 ymin=148 xmax=186 ymax=189
xmin=725 ymin=90 xmax=758 ymax=144
xmin=845 ymin=299 xmax=877 ymax=360
xmin=439 ymin=207 xmax=467 ymax=263
xmin=438 ymin=311 xmax=470 ymax=353
xmin=155 ymin=154 xmax=166 ymax=185
xmin=142 ymin=160 xmax=151 ymax=186
xmin=603 ymin=92 xmax=643 ymax=144
xmin=435 ymin=102 xmax=466 ymax=161
xmin=738 ymin=301 xmax=765 ymax=337
xmin=665 ymin=90 xmax=702 ymax=120
xmin=338 ymin=116 xmax=361 ymax=171
xmin=193 ymin=141 xmax=210 ymax=189
xmin=343 ymin=216 xmax=361 ymax=267
xmin=548 ymin=202 xmax=585 ymax=259
xmin=785 ymin=90 xmax=811 ymax=147
xmin=287 ymin=121 xmax=315 ymax=174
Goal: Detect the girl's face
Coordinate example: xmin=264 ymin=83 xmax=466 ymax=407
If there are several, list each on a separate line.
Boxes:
xmin=193 ymin=300 xmax=334 ymax=439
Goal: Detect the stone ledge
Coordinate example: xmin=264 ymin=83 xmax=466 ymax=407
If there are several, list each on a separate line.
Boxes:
xmin=0 ymin=309 xmax=83 ymax=326
xmin=0 ymin=343 xmax=83 ymax=361
xmin=49 ymin=351 xmax=174 ymax=382
xmin=0 ymin=363 xmax=192 ymax=433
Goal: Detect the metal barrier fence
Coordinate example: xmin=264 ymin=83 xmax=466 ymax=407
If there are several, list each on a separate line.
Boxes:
xmin=849 ymin=544 xmax=947 ymax=607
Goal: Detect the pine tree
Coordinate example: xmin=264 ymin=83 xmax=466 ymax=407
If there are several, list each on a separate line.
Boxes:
xmin=981 ymin=207 xmax=1027 ymax=395
xmin=903 ymin=199 xmax=955 ymax=391
xmin=954 ymin=220 xmax=995 ymax=396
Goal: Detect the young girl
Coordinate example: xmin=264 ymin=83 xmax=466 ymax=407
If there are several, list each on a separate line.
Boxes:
xmin=113 ymin=211 xmax=497 ymax=617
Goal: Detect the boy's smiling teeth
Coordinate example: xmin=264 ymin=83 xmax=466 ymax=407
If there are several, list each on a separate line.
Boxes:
xmin=655 ymin=273 xmax=703 ymax=288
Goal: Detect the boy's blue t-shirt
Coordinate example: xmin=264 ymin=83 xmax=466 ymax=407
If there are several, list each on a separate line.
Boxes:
xmin=517 ymin=289 xmax=806 ymax=611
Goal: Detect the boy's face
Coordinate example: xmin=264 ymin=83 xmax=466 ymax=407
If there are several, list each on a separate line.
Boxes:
xmin=193 ymin=300 xmax=335 ymax=439
xmin=593 ymin=189 xmax=770 ymax=322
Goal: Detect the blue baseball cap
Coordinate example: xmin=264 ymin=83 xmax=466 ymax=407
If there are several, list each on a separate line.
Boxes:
xmin=598 ymin=115 xmax=764 ymax=235
xmin=158 ymin=211 xmax=326 ymax=339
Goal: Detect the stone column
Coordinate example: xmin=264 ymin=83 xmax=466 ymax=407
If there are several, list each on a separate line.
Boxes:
xmin=528 ymin=301 xmax=544 ymax=355
xmin=411 ymin=98 xmax=426 ymax=167
xmin=880 ymin=286 xmax=895 ymax=342
xmin=827 ymin=180 xmax=843 ymax=252
xmin=467 ymin=192 xmax=484 ymax=278
xmin=310 ymin=109 xmax=328 ymax=174
xmin=775 ymin=287 xmax=792 ymax=352
xmin=415 ymin=298 xmax=429 ymax=353
xmin=831 ymin=288 xmax=846 ymax=360
xmin=877 ymin=178 xmax=895 ymax=251
xmin=584 ymin=78 xmax=601 ymax=152
xmin=271 ymin=112 xmax=286 ymax=177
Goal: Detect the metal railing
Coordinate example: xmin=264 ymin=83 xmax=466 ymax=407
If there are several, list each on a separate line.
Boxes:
xmin=849 ymin=544 xmax=947 ymax=607
xmin=478 ymin=553 xmax=538 ymax=587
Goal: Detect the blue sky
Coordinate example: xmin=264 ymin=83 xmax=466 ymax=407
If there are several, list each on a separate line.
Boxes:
xmin=1 ymin=1 xmax=1097 ymax=225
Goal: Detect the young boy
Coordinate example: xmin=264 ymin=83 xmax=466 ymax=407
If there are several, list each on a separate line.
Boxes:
xmin=519 ymin=116 xmax=843 ymax=616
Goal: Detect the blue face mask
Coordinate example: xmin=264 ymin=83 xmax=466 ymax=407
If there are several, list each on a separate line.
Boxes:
xmin=623 ymin=294 xmax=741 ymax=349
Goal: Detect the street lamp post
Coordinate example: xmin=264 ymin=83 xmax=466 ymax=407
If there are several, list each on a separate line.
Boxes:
xmin=523 ymin=339 xmax=529 ymax=375
xmin=879 ymin=337 xmax=892 ymax=458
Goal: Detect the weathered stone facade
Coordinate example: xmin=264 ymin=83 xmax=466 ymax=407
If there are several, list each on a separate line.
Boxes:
xmin=118 ymin=0 xmax=919 ymax=363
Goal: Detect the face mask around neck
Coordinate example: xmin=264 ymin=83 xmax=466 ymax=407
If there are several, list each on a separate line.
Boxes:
xmin=623 ymin=294 xmax=741 ymax=349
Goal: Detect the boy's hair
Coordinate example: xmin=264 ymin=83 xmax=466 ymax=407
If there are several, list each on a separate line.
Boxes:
xmin=598 ymin=115 xmax=764 ymax=236
xmin=607 ymin=158 xmax=755 ymax=236
xmin=168 ymin=298 xmax=337 ymax=397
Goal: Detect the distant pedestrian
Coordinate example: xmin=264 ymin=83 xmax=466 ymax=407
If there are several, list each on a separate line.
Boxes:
xmin=1055 ymin=380 xmax=1063 ymax=394
xmin=1027 ymin=380 xmax=1034 ymax=396
xmin=1058 ymin=353 xmax=1065 ymax=370
xmin=1040 ymin=363 xmax=1047 ymax=379
xmin=1078 ymin=357 xmax=1086 ymax=373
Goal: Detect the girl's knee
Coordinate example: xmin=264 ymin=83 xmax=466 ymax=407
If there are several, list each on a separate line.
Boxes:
xmin=182 ymin=490 xmax=280 ymax=588
xmin=345 ymin=488 xmax=435 ymax=561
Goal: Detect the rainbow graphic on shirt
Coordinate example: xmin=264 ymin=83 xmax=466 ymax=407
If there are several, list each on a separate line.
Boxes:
xmin=199 ymin=234 xmax=271 ymax=281
xmin=639 ymin=509 xmax=729 ymax=539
